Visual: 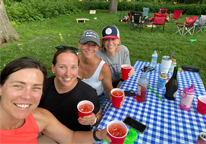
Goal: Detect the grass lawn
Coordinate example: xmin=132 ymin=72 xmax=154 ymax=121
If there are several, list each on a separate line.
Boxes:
xmin=1 ymin=9 xmax=206 ymax=88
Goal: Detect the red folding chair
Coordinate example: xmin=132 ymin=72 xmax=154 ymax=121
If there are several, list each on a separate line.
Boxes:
xmin=171 ymin=10 xmax=182 ymax=22
xmin=151 ymin=13 xmax=167 ymax=33
xmin=175 ymin=16 xmax=198 ymax=35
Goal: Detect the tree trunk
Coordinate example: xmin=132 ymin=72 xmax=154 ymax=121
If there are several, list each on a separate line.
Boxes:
xmin=0 ymin=0 xmax=20 ymax=45
xmin=108 ymin=0 xmax=118 ymax=14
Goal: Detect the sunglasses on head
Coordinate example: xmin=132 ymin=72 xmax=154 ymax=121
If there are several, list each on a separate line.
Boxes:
xmin=55 ymin=46 xmax=79 ymax=53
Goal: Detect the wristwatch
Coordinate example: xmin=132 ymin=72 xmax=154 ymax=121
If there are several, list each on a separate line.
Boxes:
xmin=91 ymin=116 xmax=98 ymax=125
xmin=93 ymin=129 xmax=102 ymax=141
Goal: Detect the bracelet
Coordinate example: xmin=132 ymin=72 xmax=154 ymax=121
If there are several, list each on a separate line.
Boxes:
xmin=93 ymin=129 xmax=102 ymax=141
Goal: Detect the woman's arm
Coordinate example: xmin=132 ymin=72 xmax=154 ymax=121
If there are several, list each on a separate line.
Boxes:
xmin=100 ymin=63 xmax=113 ymax=100
xmin=34 ymin=108 xmax=110 ymax=143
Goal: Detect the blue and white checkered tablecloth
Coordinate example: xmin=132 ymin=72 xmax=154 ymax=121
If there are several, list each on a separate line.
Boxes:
xmin=94 ymin=61 xmax=206 ymax=144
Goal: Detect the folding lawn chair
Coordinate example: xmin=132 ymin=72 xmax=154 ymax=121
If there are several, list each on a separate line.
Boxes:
xmin=130 ymin=12 xmax=144 ymax=32
xmin=195 ymin=15 xmax=206 ymax=34
xmin=171 ymin=10 xmax=182 ymax=22
xmin=143 ymin=7 xmax=150 ymax=19
xmin=151 ymin=13 xmax=167 ymax=33
xmin=175 ymin=16 xmax=198 ymax=35
xmin=158 ymin=9 xmax=168 ymax=15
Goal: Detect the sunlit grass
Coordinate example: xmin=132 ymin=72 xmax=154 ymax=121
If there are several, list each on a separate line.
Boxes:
xmin=1 ymin=9 xmax=206 ymax=88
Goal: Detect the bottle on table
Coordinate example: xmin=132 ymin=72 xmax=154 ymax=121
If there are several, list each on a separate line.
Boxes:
xmin=164 ymin=66 xmax=178 ymax=100
xmin=136 ymin=65 xmax=149 ymax=102
xmin=169 ymin=59 xmax=177 ymax=73
xmin=151 ymin=51 xmax=158 ymax=69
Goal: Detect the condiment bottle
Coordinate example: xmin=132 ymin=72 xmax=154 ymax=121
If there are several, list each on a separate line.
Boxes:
xmin=179 ymin=84 xmax=195 ymax=111
xmin=136 ymin=65 xmax=149 ymax=102
xmin=164 ymin=66 xmax=178 ymax=100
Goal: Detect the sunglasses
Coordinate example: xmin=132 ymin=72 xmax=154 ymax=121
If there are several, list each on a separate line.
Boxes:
xmin=55 ymin=46 xmax=79 ymax=53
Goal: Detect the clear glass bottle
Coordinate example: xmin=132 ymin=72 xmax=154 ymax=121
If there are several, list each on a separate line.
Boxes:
xmin=164 ymin=66 xmax=178 ymax=100
xmin=151 ymin=51 xmax=158 ymax=68
xmin=136 ymin=65 xmax=149 ymax=102
xmin=169 ymin=59 xmax=177 ymax=73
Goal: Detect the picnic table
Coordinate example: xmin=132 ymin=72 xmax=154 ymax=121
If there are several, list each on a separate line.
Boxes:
xmin=92 ymin=61 xmax=206 ymax=144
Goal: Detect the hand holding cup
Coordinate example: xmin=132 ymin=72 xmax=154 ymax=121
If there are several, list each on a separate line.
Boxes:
xmin=128 ymin=67 xmax=135 ymax=77
xmin=78 ymin=113 xmax=96 ymax=126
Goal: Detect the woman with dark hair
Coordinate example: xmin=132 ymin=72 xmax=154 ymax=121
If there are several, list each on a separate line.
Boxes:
xmin=0 ymin=57 xmax=110 ymax=144
xmin=38 ymin=49 xmax=102 ymax=131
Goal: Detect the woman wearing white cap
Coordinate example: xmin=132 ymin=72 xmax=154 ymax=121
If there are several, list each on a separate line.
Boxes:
xmin=95 ymin=25 xmax=135 ymax=88
xmin=77 ymin=30 xmax=114 ymax=108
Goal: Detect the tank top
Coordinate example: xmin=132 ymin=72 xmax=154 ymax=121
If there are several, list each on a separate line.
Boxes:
xmin=82 ymin=60 xmax=105 ymax=95
xmin=0 ymin=113 xmax=39 ymax=143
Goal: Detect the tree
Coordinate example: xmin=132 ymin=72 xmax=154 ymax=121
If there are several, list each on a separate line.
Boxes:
xmin=0 ymin=0 xmax=20 ymax=45
xmin=108 ymin=0 xmax=118 ymax=13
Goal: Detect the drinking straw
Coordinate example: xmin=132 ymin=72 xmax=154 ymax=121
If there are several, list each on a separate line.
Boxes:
xmin=170 ymin=51 xmax=174 ymax=59
xmin=148 ymin=86 xmax=163 ymax=101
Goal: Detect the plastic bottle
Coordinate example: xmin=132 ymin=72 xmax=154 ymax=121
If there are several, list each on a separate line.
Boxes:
xmin=169 ymin=59 xmax=177 ymax=73
xmin=136 ymin=65 xmax=149 ymax=102
xmin=164 ymin=67 xmax=178 ymax=100
xmin=151 ymin=51 xmax=158 ymax=68
xmin=179 ymin=84 xmax=195 ymax=111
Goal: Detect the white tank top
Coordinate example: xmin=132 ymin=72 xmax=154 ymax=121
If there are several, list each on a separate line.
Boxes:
xmin=82 ymin=60 xmax=105 ymax=95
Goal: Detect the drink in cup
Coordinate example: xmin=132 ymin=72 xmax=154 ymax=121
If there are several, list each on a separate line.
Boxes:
xmin=136 ymin=86 xmax=147 ymax=102
xmin=107 ymin=120 xmax=128 ymax=144
xmin=77 ymin=100 xmax=94 ymax=118
xmin=160 ymin=56 xmax=172 ymax=74
xmin=121 ymin=64 xmax=132 ymax=80
xmin=197 ymin=96 xmax=206 ymax=114
xmin=111 ymin=88 xmax=124 ymax=108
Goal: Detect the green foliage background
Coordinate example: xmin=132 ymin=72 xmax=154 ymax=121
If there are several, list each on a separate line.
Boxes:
xmin=4 ymin=0 xmax=206 ymax=23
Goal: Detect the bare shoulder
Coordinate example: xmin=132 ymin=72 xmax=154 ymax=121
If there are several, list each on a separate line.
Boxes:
xmin=102 ymin=62 xmax=110 ymax=72
xmin=100 ymin=61 xmax=111 ymax=78
xmin=32 ymin=108 xmax=54 ymax=132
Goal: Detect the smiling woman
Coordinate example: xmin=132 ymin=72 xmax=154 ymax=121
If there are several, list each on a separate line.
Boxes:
xmin=0 ymin=57 xmax=110 ymax=143
xmin=95 ymin=25 xmax=135 ymax=88
xmin=77 ymin=30 xmax=114 ymax=108
xmin=38 ymin=48 xmax=102 ymax=133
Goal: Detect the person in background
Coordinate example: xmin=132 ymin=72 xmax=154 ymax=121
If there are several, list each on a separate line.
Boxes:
xmin=0 ymin=57 xmax=110 ymax=144
xmin=38 ymin=48 xmax=102 ymax=132
xmin=95 ymin=25 xmax=135 ymax=88
xmin=77 ymin=30 xmax=114 ymax=108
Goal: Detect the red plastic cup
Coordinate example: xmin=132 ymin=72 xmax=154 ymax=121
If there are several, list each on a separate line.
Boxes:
xmin=196 ymin=132 xmax=206 ymax=144
xmin=121 ymin=64 xmax=132 ymax=80
xmin=77 ymin=100 xmax=94 ymax=118
xmin=111 ymin=88 xmax=124 ymax=108
xmin=107 ymin=120 xmax=128 ymax=144
xmin=197 ymin=96 xmax=206 ymax=114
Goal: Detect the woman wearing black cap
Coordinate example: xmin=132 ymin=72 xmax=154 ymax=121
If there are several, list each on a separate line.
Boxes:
xmin=95 ymin=25 xmax=135 ymax=88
